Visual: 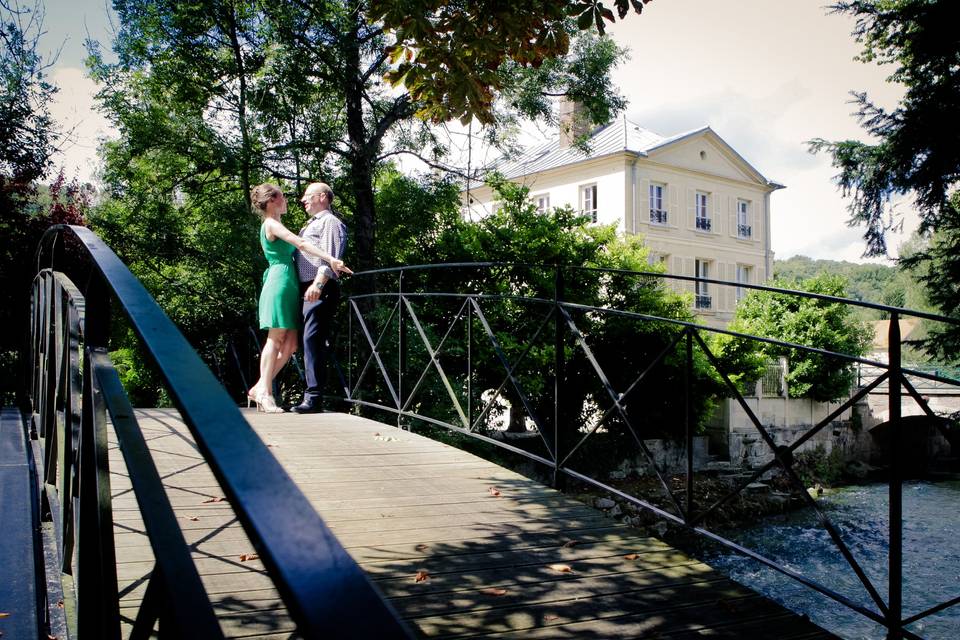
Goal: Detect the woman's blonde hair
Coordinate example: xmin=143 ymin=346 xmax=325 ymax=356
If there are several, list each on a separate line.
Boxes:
xmin=251 ymin=183 xmax=282 ymax=215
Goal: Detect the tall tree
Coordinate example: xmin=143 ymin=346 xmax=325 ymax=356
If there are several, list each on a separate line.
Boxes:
xmin=87 ymin=1 xmax=634 ymax=402
xmin=727 ymin=274 xmax=872 ymax=402
xmin=0 ymin=0 xmax=61 ymax=402
xmin=809 ymin=0 xmax=960 ymax=359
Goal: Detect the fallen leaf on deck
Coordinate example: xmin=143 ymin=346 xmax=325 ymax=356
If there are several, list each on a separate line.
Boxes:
xmin=414 ymin=570 xmax=430 ymax=583
xmin=0 ymin=613 xmax=9 ymax=618
xmin=202 ymin=497 xmax=225 ymax=504
xmin=480 ymin=587 xmax=508 ymax=596
xmin=544 ymin=614 xmax=560 ymax=622
xmin=561 ymin=540 xmax=579 ymax=548
xmin=56 ymin=600 xmax=64 ymax=609
xmin=488 ymin=487 xmax=501 ymax=497
xmin=239 ymin=553 xmax=259 ymax=562
xmin=415 ymin=544 xmax=429 ymax=552
xmin=624 ymin=553 xmax=640 ymax=560
xmin=549 ymin=563 xmax=573 ymax=573
xmin=188 ymin=516 xmax=199 ymax=522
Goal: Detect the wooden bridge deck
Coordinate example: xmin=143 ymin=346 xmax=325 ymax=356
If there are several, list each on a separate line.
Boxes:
xmin=109 ymin=408 xmax=835 ymax=639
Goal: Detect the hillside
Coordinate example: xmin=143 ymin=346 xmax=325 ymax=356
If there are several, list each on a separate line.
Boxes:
xmin=774 ymin=256 xmax=896 ymax=308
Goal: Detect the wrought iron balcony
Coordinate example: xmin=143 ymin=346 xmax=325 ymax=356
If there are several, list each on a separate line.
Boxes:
xmin=738 ymin=223 xmax=752 ymax=238
xmin=695 ymin=217 xmax=712 ymax=231
xmin=695 ymin=293 xmax=712 ymax=309
xmin=649 ymin=208 xmax=669 ymax=225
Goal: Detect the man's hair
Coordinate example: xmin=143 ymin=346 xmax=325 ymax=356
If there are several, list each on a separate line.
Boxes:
xmin=309 ymin=182 xmax=335 ymax=205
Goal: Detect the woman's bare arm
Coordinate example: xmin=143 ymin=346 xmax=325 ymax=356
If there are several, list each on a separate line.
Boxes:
xmin=263 ymin=218 xmax=352 ymax=274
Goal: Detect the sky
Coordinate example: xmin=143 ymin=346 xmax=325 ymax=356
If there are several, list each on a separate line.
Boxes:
xmin=39 ymin=0 xmax=915 ymax=264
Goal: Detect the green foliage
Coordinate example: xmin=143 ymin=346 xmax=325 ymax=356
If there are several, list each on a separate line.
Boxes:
xmin=353 ymin=175 xmax=749 ymax=464
xmin=110 ymin=342 xmax=172 ymax=408
xmin=370 ymin=0 xmax=651 ymax=124
xmin=88 ymin=0 xmax=634 ymax=406
xmin=810 ymin=0 xmax=960 ymax=357
xmin=0 ymin=1 xmax=66 ymax=402
xmin=774 ymin=254 xmax=930 ymax=320
xmin=899 ymin=193 xmax=960 ymax=359
xmin=794 ymin=444 xmax=846 ymax=488
xmin=728 ymin=274 xmax=872 ymax=401
xmin=0 ymin=0 xmax=55 ymax=186
xmin=374 ymin=165 xmax=463 ymax=266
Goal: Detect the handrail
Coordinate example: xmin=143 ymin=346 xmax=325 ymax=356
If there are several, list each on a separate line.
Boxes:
xmin=336 ymin=261 xmax=960 ymax=640
xmin=349 ymin=261 xmax=960 ymax=326
xmin=27 ymin=225 xmax=411 ymax=638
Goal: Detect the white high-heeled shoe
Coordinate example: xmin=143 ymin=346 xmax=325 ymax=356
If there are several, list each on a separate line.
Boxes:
xmin=256 ymin=393 xmax=284 ymax=414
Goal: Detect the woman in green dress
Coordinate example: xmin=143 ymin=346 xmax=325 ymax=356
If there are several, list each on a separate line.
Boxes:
xmin=247 ymin=183 xmax=352 ymax=413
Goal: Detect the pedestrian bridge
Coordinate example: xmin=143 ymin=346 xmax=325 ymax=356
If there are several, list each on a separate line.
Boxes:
xmin=3 ymin=225 xmax=958 ymax=639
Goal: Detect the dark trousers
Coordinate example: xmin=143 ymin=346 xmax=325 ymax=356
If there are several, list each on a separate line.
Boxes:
xmin=299 ymin=279 xmax=341 ymax=406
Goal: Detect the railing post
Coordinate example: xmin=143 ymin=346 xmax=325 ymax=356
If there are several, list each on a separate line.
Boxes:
xmin=887 ymin=312 xmax=902 ymax=640
xmin=467 ymin=295 xmax=473 ymax=430
xmin=397 ymin=270 xmax=406 ymax=429
xmin=685 ymin=329 xmax=693 ymax=521
xmin=553 ymin=265 xmax=565 ymax=490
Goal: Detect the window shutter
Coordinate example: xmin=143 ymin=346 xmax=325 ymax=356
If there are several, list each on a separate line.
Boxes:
xmin=729 ymin=197 xmax=737 ymax=237
xmin=687 ymin=189 xmax=696 ymax=230
xmin=641 ymin=178 xmax=650 ymax=229
xmin=668 ymin=184 xmax=678 ymax=227
xmin=719 ymin=263 xmax=730 ymax=311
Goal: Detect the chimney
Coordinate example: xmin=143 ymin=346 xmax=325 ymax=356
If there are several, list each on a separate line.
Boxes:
xmin=558 ymin=97 xmax=589 ymax=149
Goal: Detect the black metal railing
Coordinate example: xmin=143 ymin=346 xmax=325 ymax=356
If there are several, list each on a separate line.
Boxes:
xmin=696 ymin=216 xmax=712 ymax=231
xmin=649 ymin=208 xmax=669 ymax=224
xmin=695 ymin=293 xmax=712 ymax=309
xmin=738 ymin=223 xmax=752 ymax=238
xmin=26 ymin=225 xmax=411 ymax=639
xmin=334 ymin=262 xmax=960 ymax=640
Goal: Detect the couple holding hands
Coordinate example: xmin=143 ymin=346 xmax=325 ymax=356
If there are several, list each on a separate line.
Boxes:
xmin=247 ymin=181 xmax=352 ymax=414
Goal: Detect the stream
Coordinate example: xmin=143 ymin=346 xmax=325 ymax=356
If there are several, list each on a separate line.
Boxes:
xmin=701 ymin=480 xmax=960 ymax=639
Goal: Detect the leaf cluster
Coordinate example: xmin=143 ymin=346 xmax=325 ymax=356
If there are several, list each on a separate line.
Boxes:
xmin=371 ymin=0 xmax=649 ymax=124
xmin=812 ymin=0 xmax=960 ymax=356
xmin=728 ymin=274 xmax=872 ymax=402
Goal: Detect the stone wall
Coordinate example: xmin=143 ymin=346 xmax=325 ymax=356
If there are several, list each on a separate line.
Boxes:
xmin=709 ymin=397 xmax=877 ymax=468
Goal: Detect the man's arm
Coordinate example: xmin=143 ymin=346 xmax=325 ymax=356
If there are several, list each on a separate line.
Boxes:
xmin=304 ymin=216 xmax=345 ymax=300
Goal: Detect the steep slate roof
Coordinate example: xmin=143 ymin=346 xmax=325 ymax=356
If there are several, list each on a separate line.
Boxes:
xmin=475 ymin=116 xmax=781 ymax=189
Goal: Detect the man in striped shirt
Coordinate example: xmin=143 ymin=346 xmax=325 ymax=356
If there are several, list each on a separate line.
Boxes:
xmin=291 ymin=182 xmax=348 ymax=413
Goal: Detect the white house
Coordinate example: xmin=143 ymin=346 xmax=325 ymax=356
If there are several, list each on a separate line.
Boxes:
xmin=463 ymin=112 xmax=784 ymax=326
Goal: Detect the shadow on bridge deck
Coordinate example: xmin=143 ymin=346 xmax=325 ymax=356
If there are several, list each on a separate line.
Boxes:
xmin=108 ymin=408 xmax=835 ymax=639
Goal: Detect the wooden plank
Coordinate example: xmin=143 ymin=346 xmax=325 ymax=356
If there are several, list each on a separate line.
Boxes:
xmin=0 ymin=408 xmax=40 ymax=640
xmin=107 ymin=408 xmax=836 ymax=639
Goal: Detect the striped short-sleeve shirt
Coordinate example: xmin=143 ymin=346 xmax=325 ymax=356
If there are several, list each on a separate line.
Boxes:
xmin=295 ymin=210 xmax=348 ymax=282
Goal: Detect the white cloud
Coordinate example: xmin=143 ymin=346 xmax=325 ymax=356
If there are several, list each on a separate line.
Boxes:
xmin=607 ymin=0 xmax=912 ymax=263
xmin=48 ymin=66 xmax=113 ymax=184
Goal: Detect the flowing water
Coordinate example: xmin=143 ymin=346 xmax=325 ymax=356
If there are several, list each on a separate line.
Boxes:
xmin=702 ymin=480 xmax=960 ymax=639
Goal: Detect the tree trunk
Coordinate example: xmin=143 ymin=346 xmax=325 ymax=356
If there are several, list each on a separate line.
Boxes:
xmin=224 ymin=6 xmax=251 ymax=210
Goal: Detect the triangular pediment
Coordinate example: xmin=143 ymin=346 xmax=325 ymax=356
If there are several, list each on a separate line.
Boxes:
xmin=645 ymin=128 xmax=773 ymax=187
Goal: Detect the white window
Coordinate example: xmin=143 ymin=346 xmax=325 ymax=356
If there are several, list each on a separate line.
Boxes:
xmin=737 ymin=199 xmax=751 ymax=238
xmin=695 ymin=259 xmax=711 ymax=309
xmin=695 ymin=191 xmax=711 ymax=231
xmin=533 ymin=194 xmax=550 ymax=213
xmin=649 ymin=183 xmax=667 ymax=224
xmin=581 ymin=184 xmax=597 ymax=223
xmin=736 ymin=264 xmax=752 ymax=302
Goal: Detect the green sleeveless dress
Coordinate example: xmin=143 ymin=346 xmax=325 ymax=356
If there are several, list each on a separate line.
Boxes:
xmin=258 ymin=223 xmax=300 ymax=330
